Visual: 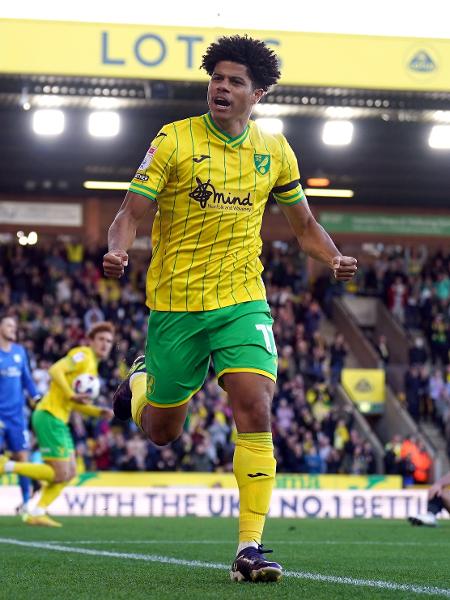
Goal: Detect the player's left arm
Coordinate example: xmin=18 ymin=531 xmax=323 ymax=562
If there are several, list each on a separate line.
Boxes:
xmin=278 ymin=198 xmax=357 ymax=281
xmin=273 ymin=134 xmax=356 ymax=280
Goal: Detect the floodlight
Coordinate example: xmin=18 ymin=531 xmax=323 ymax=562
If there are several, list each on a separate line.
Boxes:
xmin=32 ymin=109 xmax=65 ymax=135
xmin=255 ymin=118 xmax=284 ymax=134
xmin=429 ymin=125 xmax=450 ymax=149
xmin=322 ymin=120 xmax=353 ymax=146
xmin=88 ymin=111 xmax=120 ymax=137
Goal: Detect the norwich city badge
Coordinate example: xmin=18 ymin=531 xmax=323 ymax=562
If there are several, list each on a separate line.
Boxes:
xmin=254 ymin=154 xmax=271 ymax=175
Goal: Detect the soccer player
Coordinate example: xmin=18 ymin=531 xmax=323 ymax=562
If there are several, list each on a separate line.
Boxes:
xmin=0 ymin=315 xmax=40 ymax=513
xmin=409 ymin=470 xmax=450 ymax=526
xmin=0 ymin=322 xmax=114 ymax=526
xmin=103 ymin=35 xmax=357 ymax=582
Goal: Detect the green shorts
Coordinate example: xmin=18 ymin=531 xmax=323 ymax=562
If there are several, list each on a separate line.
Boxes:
xmin=32 ymin=409 xmax=74 ymax=460
xmin=145 ymin=300 xmax=278 ymax=407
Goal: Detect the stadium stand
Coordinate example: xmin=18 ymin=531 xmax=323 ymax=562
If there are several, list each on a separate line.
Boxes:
xmin=1 ymin=238 xmax=432 ymax=481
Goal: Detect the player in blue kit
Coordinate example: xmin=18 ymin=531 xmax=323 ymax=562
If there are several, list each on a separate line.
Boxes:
xmin=0 ymin=315 xmax=40 ymax=513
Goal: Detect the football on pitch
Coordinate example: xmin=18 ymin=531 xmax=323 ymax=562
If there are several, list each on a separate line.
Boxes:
xmin=72 ymin=374 xmax=100 ymax=400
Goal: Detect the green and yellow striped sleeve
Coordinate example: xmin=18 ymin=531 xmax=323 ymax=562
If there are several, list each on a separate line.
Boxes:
xmin=272 ymin=180 xmax=305 ymax=205
xmin=272 ymin=134 xmax=303 ymax=205
xmin=129 ymin=125 xmax=174 ymax=201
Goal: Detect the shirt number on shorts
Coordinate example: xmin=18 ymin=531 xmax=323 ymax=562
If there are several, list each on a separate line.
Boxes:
xmin=255 ymin=324 xmax=276 ymax=354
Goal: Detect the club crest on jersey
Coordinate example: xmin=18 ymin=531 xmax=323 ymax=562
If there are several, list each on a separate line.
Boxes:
xmin=138 ymin=146 xmax=157 ymax=171
xmin=254 ymin=154 xmax=271 ymax=175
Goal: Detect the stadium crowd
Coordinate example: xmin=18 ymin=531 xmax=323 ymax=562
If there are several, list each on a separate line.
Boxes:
xmin=0 ymin=238 xmax=427 ymax=478
xmin=352 ymin=246 xmax=450 ymax=455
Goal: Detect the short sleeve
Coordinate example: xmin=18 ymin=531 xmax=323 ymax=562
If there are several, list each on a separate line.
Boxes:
xmin=129 ymin=124 xmax=176 ymax=201
xmin=272 ymin=135 xmax=305 ymax=206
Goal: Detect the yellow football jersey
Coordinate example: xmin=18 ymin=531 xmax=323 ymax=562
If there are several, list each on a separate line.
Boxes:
xmin=129 ymin=112 xmax=304 ymax=311
xmin=36 ymin=346 xmax=98 ymax=423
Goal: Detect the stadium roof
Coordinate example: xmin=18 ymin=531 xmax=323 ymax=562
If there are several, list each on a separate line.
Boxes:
xmin=1 ymin=74 xmax=450 ymax=208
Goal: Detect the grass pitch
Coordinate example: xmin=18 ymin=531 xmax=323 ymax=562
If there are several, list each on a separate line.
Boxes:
xmin=1 ymin=517 xmax=449 ymax=599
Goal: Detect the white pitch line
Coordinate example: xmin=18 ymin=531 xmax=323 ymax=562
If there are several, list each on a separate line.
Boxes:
xmin=1 ymin=538 xmax=450 ymax=597
xmin=44 ymin=539 xmax=450 ymax=548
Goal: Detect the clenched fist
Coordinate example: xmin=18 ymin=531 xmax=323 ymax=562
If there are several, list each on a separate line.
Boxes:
xmin=103 ymin=250 xmax=129 ymax=278
xmin=332 ymin=256 xmax=358 ymax=281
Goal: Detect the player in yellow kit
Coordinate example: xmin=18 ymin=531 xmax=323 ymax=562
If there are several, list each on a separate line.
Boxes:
xmin=0 ymin=322 xmax=114 ymax=526
xmin=103 ymin=35 xmax=357 ymax=581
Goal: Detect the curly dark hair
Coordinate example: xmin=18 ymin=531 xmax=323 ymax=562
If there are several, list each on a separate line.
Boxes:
xmin=201 ymin=35 xmax=280 ymax=92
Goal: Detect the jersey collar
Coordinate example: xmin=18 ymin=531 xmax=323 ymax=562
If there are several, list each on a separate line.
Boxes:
xmin=203 ymin=113 xmax=250 ymax=148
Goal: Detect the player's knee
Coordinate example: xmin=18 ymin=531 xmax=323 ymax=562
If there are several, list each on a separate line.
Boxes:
xmin=141 ymin=405 xmax=184 ymax=446
xmin=53 ymin=465 xmax=72 ymax=483
xmin=148 ymin=424 xmax=182 ymax=447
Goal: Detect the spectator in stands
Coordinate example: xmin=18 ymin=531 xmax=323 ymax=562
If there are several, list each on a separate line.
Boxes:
xmin=334 ymin=418 xmax=350 ymax=451
xmin=328 ymin=333 xmax=348 ymax=385
xmin=384 ymin=434 xmax=404 ymax=475
xmin=302 ymin=299 xmax=323 ymax=339
xmin=411 ymin=439 xmax=433 ymax=484
xmin=190 ymin=442 xmax=216 ymax=472
xmin=374 ymin=334 xmax=390 ymax=367
xmin=404 ymin=365 xmax=423 ymax=421
xmin=84 ymin=301 xmax=105 ymax=332
xmin=409 ymin=337 xmax=429 ymax=366
xmin=400 ymin=436 xmax=422 ymax=485
xmin=304 ymin=446 xmax=323 ymax=474
xmin=387 ymin=276 xmax=408 ymax=324
xmin=434 ymin=272 xmax=450 ymax=303
xmin=156 ymin=447 xmax=178 ymax=472
xmin=430 ymin=314 xmax=448 ymax=366
xmin=283 ymin=441 xmax=306 ymax=473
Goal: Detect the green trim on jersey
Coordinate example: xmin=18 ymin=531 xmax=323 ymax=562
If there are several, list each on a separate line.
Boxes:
xmin=129 ymin=183 xmax=157 ymax=201
xmin=202 ymin=113 xmax=249 ymax=148
xmin=273 ymin=186 xmax=305 ymax=205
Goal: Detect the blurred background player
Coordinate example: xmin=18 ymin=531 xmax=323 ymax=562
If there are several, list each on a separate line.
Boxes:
xmin=409 ymin=470 xmax=450 ymax=527
xmin=0 ymin=315 xmax=41 ymax=514
xmin=0 ymin=321 xmax=114 ymax=526
xmin=104 ymin=35 xmax=357 ymax=582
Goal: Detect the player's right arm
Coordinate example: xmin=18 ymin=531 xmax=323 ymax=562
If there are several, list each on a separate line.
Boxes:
xmin=48 ymin=356 xmax=90 ymax=404
xmin=103 ymin=191 xmax=157 ymax=278
xmin=104 ymin=125 xmax=174 ymax=279
xmin=428 ymin=470 xmax=450 ymax=499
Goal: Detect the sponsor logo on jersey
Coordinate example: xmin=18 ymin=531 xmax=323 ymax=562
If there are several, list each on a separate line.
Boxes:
xmin=254 ymin=153 xmax=271 ymax=175
xmin=138 ymin=146 xmax=157 ymax=171
xmin=72 ymin=351 xmax=86 ymax=364
xmin=189 ymin=177 xmax=253 ymax=212
xmin=134 ymin=173 xmax=149 ymax=182
xmin=192 ymin=154 xmax=210 ymax=163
